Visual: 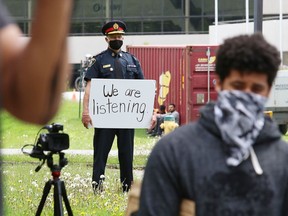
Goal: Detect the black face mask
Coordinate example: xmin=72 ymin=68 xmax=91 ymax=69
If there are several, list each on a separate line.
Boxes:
xmin=109 ymin=40 xmax=123 ymax=50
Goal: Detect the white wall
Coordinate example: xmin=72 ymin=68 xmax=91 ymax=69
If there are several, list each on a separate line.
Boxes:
xmin=209 ymin=19 xmax=288 ymax=54
xmin=263 ymin=0 xmax=288 ymax=14
xmin=68 ymin=20 xmax=287 ymax=64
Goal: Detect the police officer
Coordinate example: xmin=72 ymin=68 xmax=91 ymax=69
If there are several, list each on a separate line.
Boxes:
xmin=81 ymin=20 xmax=144 ymax=192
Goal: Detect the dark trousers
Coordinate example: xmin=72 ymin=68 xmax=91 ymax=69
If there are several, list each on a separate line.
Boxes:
xmin=92 ymin=128 xmax=134 ymax=191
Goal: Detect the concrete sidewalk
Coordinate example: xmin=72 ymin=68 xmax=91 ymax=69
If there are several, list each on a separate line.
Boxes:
xmin=62 ymin=91 xmax=83 ymax=101
xmin=0 ymin=148 xmax=147 ymax=179
xmin=0 ymin=148 xmax=151 ymax=156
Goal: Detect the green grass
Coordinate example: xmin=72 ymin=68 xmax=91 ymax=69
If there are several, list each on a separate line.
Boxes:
xmin=282 ymin=135 xmax=288 ymax=142
xmin=1 ymin=100 xmax=92 ymax=149
xmin=2 ymin=161 xmax=139 ymax=216
xmin=0 ymin=99 xmax=157 ymax=152
xmin=0 ymin=99 xmax=157 ymax=215
xmin=1 ymin=154 xmax=147 ymax=215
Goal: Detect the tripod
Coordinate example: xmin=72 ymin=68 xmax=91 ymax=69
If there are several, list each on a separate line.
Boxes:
xmin=35 ymin=152 xmax=73 ymax=216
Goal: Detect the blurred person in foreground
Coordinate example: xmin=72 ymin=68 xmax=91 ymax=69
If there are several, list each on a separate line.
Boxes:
xmin=0 ymin=0 xmax=73 ymax=214
xmin=0 ymin=0 xmax=72 ymax=123
xmin=82 ymin=20 xmax=144 ymax=193
xmin=137 ymin=33 xmax=288 ymax=215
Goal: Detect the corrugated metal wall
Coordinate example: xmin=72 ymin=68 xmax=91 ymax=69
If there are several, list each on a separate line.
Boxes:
xmin=187 ymin=45 xmax=218 ymax=122
xmin=127 ymin=45 xmax=218 ymax=125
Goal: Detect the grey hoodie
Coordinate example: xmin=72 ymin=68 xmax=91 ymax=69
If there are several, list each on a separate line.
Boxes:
xmin=138 ymin=102 xmax=288 ymax=216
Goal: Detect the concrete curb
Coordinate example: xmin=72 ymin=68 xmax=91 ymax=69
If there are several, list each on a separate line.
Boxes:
xmin=0 ymin=149 xmax=151 ymax=156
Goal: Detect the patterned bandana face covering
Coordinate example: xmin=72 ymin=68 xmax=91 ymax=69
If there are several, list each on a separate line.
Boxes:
xmin=214 ymin=90 xmax=267 ymax=167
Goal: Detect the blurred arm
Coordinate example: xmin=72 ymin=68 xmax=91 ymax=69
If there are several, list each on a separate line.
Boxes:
xmin=0 ymin=0 xmax=73 ymax=124
xmin=82 ymin=80 xmax=92 ymax=128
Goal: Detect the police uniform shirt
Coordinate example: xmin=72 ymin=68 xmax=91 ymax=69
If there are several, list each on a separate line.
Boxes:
xmin=85 ymin=48 xmax=144 ymax=80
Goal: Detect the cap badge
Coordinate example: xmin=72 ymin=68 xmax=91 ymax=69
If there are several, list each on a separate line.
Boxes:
xmin=113 ymin=23 xmax=119 ymax=30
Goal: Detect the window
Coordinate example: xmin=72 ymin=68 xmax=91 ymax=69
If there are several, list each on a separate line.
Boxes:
xmin=4 ymin=0 xmax=255 ymax=36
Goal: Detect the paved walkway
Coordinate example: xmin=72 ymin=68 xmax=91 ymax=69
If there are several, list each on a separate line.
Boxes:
xmin=0 ymin=148 xmax=147 ymax=178
xmin=62 ymin=91 xmax=83 ymax=101
xmin=0 ymin=148 xmax=151 ymax=156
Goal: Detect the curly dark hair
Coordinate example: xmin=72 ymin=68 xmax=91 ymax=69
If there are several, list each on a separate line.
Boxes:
xmin=215 ymin=33 xmax=281 ymax=87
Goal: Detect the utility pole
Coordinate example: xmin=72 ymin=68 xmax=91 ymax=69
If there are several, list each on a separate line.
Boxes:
xmin=214 ymin=0 xmax=218 ymax=43
xmin=279 ymin=0 xmax=283 ymax=65
xmin=185 ymin=0 xmax=190 ymax=34
xmin=105 ymin=0 xmax=111 ymax=21
xmin=254 ymin=0 xmax=263 ymax=33
xmin=28 ymin=0 xmax=32 ymax=35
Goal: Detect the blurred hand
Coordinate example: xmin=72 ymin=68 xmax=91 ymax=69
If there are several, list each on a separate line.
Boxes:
xmin=82 ymin=113 xmax=92 ymax=129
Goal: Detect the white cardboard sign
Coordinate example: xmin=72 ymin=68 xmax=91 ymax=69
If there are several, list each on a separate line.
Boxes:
xmin=89 ymin=79 xmax=156 ymax=128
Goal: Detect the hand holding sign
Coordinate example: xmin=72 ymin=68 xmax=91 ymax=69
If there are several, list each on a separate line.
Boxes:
xmin=82 ymin=113 xmax=92 ymax=129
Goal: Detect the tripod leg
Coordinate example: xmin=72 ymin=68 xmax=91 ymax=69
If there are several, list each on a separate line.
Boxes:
xmin=54 ymin=180 xmax=64 ymax=216
xmin=61 ymin=181 xmax=73 ymax=216
xmin=36 ymin=180 xmax=53 ymax=216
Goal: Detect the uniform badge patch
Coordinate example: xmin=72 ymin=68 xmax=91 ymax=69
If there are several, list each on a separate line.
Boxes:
xmin=103 ymin=64 xmax=111 ymax=68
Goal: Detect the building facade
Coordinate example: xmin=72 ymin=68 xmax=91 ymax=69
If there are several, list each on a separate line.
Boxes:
xmin=4 ymin=0 xmax=257 ymax=36
xmin=4 ymin=1 xmax=287 ymax=68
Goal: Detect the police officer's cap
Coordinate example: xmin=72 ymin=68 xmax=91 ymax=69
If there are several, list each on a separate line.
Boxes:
xmin=102 ymin=20 xmax=126 ymax=35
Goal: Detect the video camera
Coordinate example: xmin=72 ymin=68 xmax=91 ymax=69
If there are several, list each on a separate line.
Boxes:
xmin=37 ymin=123 xmax=69 ymax=152
xmin=22 ymin=123 xmax=69 ymax=161
xmin=21 ymin=123 xmax=73 ymax=215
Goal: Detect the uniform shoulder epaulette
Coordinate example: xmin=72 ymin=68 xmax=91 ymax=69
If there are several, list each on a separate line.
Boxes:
xmin=94 ymin=50 xmax=106 ymax=58
xmin=123 ymin=50 xmax=135 ymax=56
xmin=122 ymin=50 xmax=136 ymax=58
xmin=121 ymin=51 xmax=140 ymax=64
xmin=130 ymin=53 xmax=140 ymax=62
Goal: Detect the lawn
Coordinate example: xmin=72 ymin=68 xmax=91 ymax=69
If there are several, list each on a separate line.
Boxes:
xmin=2 ymin=159 xmax=136 ymax=216
xmin=0 ymin=99 xmax=156 ymax=152
xmin=0 ymin=99 xmax=158 ymax=215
